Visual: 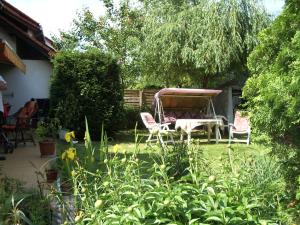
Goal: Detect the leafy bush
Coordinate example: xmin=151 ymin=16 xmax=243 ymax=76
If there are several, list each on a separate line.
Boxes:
xmin=243 ymin=2 xmax=300 ymax=194
xmin=122 ymin=106 xmax=142 ymax=129
xmin=50 ymin=49 xmax=124 ymax=139
xmin=243 ymin=2 xmax=300 ymax=145
xmin=52 ymin=123 xmax=297 ymax=224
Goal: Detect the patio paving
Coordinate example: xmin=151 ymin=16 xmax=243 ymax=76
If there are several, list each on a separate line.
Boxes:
xmin=0 ymin=144 xmax=51 ymax=189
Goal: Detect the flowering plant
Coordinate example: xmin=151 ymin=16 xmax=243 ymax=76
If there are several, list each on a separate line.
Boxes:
xmin=58 ymin=131 xmax=77 ymax=190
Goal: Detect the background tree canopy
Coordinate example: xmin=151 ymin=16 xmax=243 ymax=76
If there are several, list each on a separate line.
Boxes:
xmin=52 ymin=0 xmax=269 ymax=88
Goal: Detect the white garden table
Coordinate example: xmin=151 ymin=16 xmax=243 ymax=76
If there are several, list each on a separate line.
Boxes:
xmin=175 ymin=118 xmax=223 ymax=145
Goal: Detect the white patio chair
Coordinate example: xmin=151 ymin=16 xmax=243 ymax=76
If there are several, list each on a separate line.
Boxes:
xmin=140 ymin=112 xmax=175 ymax=146
xmin=228 ymin=111 xmax=251 ymax=145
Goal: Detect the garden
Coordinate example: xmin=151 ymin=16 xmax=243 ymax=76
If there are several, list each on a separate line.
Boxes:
xmin=1 ymin=0 xmax=300 ymax=224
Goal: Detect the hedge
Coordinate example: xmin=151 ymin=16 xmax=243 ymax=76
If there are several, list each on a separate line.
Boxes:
xmin=50 ymin=49 xmax=124 ymax=139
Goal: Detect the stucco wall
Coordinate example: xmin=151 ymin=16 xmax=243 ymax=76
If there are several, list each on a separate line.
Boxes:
xmin=1 ymin=60 xmax=52 ymax=114
xmin=0 ymin=27 xmax=16 ymax=50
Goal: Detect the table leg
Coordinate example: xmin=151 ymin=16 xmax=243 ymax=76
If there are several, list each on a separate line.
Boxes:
xmin=180 ymin=130 xmax=184 ymax=141
xmin=207 ymin=124 xmax=211 ymax=142
xmin=187 ymin=131 xmax=191 ymax=145
xmin=215 ymin=125 xmax=219 ymax=143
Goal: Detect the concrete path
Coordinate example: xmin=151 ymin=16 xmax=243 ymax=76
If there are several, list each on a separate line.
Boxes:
xmin=0 ymin=144 xmax=52 ymax=189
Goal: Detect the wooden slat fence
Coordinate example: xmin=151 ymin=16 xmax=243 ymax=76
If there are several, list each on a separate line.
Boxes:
xmin=124 ymin=89 xmax=159 ymax=109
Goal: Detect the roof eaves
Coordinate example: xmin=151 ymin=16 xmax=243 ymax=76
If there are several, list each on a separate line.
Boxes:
xmin=0 ymin=14 xmax=55 ymax=58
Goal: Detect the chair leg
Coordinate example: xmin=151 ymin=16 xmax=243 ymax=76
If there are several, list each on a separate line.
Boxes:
xmin=14 ymin=129 xmax=18 ymax=148
xmin=228 ymin=129 xmax=232 ymax=145
xmin=21 ymin=130 xmax=25 ymax=146
xmin=29 ymin=129 xmax=36 ymax=146
xmin=246 ymin=132 xmax=250 ymax=145
xmin=146 ymin=133 xmax=153 ymax=143
xmin=158 ymin=133 xmax=165 ymax=148
xmin=169 ymin=133 xmax=175 ymax=144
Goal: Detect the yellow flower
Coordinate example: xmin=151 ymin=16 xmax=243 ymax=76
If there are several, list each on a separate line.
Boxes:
xmin=67 ymin=147 xmax=76 ymax=160
xmin=61 ymin=151 xmax=67 ymax=160
xmin=71 ymin=170 xmax=76 ymax=177
xmin=62 ymin=147 xmax=77 ymax=161
xmin=94 ymin=199 xmax=103 ymax=208
xmin=65 ymin=133 xmax=71 ymax=142
xmin=113 ymin=144 xmax=120 ymax=153
xmin=65 ymin=131 xmax=75 ymax=142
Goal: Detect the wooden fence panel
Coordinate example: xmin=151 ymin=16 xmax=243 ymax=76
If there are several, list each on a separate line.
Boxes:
xmin=124 ymin=90 xmax=140 ymax=108
xmin=142 ymin=89 xmax=159 ymax=109
xmin=124 ymin=89 xmax=159 ymax=109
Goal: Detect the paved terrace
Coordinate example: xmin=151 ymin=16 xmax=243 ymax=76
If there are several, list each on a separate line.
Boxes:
xmin=0 ymin=144 xmax=50 ymax=189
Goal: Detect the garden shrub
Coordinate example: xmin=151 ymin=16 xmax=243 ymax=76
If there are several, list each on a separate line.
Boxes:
xmin=121 ymin=105 xmax=154 ymax=130
xmin=50 ymin=48 xmax=123 ymax=139
xmin=122 ymin=106 xmax=143 ymax=129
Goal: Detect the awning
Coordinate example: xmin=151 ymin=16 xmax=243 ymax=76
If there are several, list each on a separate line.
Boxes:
xmin=154 ymin=88 xmax=222 ymax=110
xmin=0 ymin=41 xmax=26 ymax=73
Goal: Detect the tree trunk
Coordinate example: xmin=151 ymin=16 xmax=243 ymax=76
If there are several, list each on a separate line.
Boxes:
xmin=202 ymin=75 xmax=209 ymax=88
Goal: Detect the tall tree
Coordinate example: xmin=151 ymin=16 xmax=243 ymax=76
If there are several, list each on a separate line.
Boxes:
xmin=52 ymin=1 xmax=143 ymax=88
xmin=139 ymin=0 xmax=269 ymax=87
xmin=52 ymin=0 xmax=268 ymax=88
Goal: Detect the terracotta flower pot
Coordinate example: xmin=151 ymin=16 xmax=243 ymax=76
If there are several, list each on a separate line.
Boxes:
xmin=46 ymin=169 xmax=58 ymax=183
xmin=39 ymin=139 xmax=56 ymax=157
xmin=60 ymin=180 xmax=73 ymax=194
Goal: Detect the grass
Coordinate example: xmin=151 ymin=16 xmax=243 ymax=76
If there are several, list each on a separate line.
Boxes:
xmin=57 ymin=129 xmax=271 ymax=168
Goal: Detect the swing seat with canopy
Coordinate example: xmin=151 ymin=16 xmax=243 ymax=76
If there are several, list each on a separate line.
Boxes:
xmin=153 ymin=88 xmax=223 ymax=144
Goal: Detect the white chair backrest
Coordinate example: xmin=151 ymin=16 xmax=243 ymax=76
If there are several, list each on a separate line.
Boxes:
xmin=140 ymin=112 xmax=157 ymax=129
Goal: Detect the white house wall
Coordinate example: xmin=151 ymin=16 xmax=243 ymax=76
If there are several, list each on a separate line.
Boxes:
xmin=1 ymin=60 xmax=52 ymax=114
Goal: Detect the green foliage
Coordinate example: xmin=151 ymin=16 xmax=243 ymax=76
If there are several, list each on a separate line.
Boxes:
xmin=50 ymin=49 xmax=124 ymax=139
xmin=139 ymin=0 xmax=269 ymax=87
xmin=0 ymin=178 xmax=50 ymax=225
xmin=243 ymin=1 xmax=300 ymax=190
xmin=35 ymin=118 xmax=60 ymax=140
xmin=52 ymin=3 xmax=143 ymax=88
xmin=122 ymin=106 xmax=143 ymax=129
xmin=244 ymin=2 xmax=300 ymax=143
xmin=52 ymin=122 xmax=297 ymax=224
xmin=52 ymin=0 xmax=268 ymax=88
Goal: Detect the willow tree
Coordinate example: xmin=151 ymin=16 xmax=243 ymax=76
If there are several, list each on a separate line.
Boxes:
xmin=139 ymin=0 xmax=269 ymax=87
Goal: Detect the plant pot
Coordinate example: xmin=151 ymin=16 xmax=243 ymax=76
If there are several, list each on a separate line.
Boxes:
xmin=46 ymin=169 xmax=58 ymax=183
xmin=39 ymin=139 xmax=56 ymax=157
xmin=60 ymin=180 xmax=73 ymax=194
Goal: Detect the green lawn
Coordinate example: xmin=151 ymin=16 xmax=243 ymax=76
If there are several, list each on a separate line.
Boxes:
xmin=57 ymin=129 xmax=270 ymax=166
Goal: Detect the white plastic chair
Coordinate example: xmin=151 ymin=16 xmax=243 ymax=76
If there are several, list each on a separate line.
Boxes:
xmin=228 ymin=111 xmax=251 ymax=145
xmin=140 ymin=112 xmax=175 ymax=146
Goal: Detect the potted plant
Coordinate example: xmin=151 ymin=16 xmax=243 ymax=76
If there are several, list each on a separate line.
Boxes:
xmin=45 ymin=162 xmax=58 ymax=183
xmin=35 ymin=118 xmax=60 ymax=157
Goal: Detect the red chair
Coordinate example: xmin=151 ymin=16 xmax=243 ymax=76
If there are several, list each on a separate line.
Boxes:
xmin=3 ymin=100 xmax=38 ymax=147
